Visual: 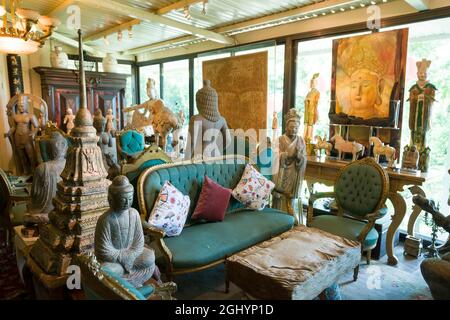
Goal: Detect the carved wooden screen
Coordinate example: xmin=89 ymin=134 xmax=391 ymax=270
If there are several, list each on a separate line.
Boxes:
xmin=202 ymin=52 xmax=268 ymax=135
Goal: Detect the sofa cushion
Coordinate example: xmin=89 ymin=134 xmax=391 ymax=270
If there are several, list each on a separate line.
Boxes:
xmin=141 ymin=158 xmax=248 ymax=223
xmin=308 ymin=215 xmax=378 ymax=249
xmin=191 ymin=175 xmax=232 ymax=222
xmin=232 ymin=164 xmax=274 ymax=210
xmin=147 ymin=181 xmax=190 ymax=237
xmin=158 ymin=208 xmax=295 ymax=269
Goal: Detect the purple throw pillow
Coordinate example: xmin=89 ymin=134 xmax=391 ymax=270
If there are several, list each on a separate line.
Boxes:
xmin=191 ymin=175 xmax=232 ymax=222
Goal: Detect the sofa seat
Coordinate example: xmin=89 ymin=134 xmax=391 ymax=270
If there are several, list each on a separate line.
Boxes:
xmin=308 ymin=215 xmax=378 ymax=249
xmin=158 ymin=208 xmax=295 ymax=270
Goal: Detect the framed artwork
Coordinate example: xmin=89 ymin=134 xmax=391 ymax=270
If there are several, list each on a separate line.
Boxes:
xmin=329 ymin=29 xmax=408 ymax=127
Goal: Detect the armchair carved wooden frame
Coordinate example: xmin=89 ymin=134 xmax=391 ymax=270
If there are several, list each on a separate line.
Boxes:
xmin=137 ymin=155 xmax=297 ymax=282
xmin=306 ymin=157 xmax=390 ymax=280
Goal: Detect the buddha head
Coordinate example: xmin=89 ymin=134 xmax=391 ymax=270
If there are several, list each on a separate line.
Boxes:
xmin=93 ymin=109 xmax=106 ymax=133
xmin=349 ymin=68 xmax=385 ymax=114
xmin=108 ymin=175 xmax=134 ymax=212
xmin=49 ymin=132 xmax=68 ymax=161
xmin=146 ymin=78 xmax=158 ymax=100
xmin=416 ymin=58 xmax=431 ymax=83
xmin=284 ymin=108 xmax=301 ymax=139
xmin=17 ymin=95 xmax=29 ymax=114
xmin=196 ymin=79 xmax=220 ymax=122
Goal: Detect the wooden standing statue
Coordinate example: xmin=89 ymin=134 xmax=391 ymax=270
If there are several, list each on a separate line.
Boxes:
xmin=303 ymin=73 xmax=320 ymax=142
xmin=407 ymin=58 xmax=437 ymax=172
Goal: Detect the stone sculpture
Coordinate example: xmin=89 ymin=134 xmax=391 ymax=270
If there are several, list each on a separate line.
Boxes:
xmin=304 ymin=73 xmax=320 ymax=142
xmin=23 ymin=131 xmax=68 ymax=225
xmin=95 ymin=175 xmax=157 ymax=288
xmin=330 ymin=134 xmax=365 ymax=161
xmin=185 ymin=80 xmax=231 ymax=160
xmin=63 ymin=107 xmax=75 ymax=134
xmin=401 ymin=145 xmax=419 ymax=170
xmin=272 ymin=108 xmax=307 ymax=225
xmin=150 ymin=99 xmax=180 ymax=151
xmin=94 ymin=108 xmax=117 ymax=168
xmin=105 ymin=107 xmax=116 ymax=134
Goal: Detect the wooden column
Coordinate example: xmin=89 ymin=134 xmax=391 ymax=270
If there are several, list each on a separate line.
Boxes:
xmin=282 ymin=36 xmax=298 ymax=133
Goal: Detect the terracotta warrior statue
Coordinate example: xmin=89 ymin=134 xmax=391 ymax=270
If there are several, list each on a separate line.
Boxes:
xmin=185 ymin=80 xmax=231 ymax=160
xmin=7 ymin=95 xmax=39 ymax=175
xmin=23 ymin=131 xmax=68 ymax=225
xmin=408 ymin=59 xmax=436 ymax=152
xmin=304 ymin=73 xmax=320 ymax=142
xmin=95 ymin=176 xmax=158 ymax=288
xmin=272 ymin=108 xmax=307 ymax=224
xmin=63 ymin=107 xmax=75 ymax=134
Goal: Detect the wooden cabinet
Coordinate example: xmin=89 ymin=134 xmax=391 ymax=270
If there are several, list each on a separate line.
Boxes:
xmin=34 ymin=67 xmax=129 ymax=132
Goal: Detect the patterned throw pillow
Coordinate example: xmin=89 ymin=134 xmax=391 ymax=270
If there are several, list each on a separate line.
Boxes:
xmin=232 ymin=164 xmax=275 ymax=210
xmin=147 ymin=181 xmax=190 ymax=237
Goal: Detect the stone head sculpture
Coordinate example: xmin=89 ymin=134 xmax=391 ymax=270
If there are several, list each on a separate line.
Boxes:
xmin=196 ymin=79 xmax=220 ymax=122
xmin=416 ymin=58 xmax=431 ymax=83
xmin=49 ymin=131 xmax=68 ymax=160
xmin=108 ymin=175 xmax=134 ymax=212
xmin=284 ymin=109 xmax=301 ymax=138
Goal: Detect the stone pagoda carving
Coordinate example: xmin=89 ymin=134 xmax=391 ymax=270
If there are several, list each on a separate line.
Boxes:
xmin=28 ymin=30 xmax=111 ymax=286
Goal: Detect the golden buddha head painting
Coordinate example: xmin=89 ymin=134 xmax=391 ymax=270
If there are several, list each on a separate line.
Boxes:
xmin=330 ymin=29 xmax=408 ymax=126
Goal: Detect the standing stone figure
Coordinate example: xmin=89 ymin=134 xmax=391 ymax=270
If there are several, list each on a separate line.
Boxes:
xmin=272 ymin=108 xmax=307 ymax=225
xmin=95 ymin=176 xmax=157 ymax=288
xmin=7 ymin=95 xmax=39 ymax=175
xmin=185 ymin=80 xmax=231 ymax=160
xmin=23 ymin=131 xmax=68 ymax=225
xmin=105 ymin=107 xmax=116 ymax=134
xmin=303 ymin=73 xmax=320 ymax=142
xmin=94 ymin=109 xmax=117 ymax=170
xmin=63 ymin=107 xmax=75 ymax=134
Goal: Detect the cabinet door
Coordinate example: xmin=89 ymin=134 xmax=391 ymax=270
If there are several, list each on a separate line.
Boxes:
xmin=54 ymin=89 xmax=81 ymax=130
xmin=93 ymin=90 xmax=124 ymax=130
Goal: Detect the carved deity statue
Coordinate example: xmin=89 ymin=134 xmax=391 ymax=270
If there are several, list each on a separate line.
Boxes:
xmin=7 ymin=95 xmax=39 ymax=175
xmin=401 ymin=145 xmax=419 ymax=170
xmin=185 ymin=80 xmax=231 ymax=160
xmin=272 ymin=109 xmax=307 ymax=225
xmin=150 ymin=98 xmax=180 ymax=151
xmin=95 ymin=176 xmax=158 ymax=288
xmin=105 ymin=107 xmax=116 ymax=134
xmin=408 ymin=59 xmax=436 ymax=152
xmin=63 ymin=107 xmax=75 ymax=134
xmin=23 ymin=131 xmax=68 ymax=225
xmin=303 ymin=73 xmax=320 ymax=142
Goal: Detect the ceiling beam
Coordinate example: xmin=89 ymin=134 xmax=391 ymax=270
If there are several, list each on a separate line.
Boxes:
xmin=50 ymin=32 xmax=104 ymax=56
xmin=122 ymin=0 xmax=362 ymax=55
xmin=84 ymin=19 xmax=141 ymax=42
xmin=403 ymin=0 xmax=430 ymax=11
xmin=156 ymin=0 xmax=205 ymax=15
xmin=76 ymin=0 xmax=234 ymax=45
xmin=46 ymin=0 xmax=76 ymax=17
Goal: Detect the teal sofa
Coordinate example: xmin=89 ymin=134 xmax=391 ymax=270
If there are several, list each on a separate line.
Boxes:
xmin=137 ymin=155 xmax=295 ymax=282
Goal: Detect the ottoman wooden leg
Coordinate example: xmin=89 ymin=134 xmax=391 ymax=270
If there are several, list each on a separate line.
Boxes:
xmin=366 ymin=249 xmax=372 ymax=265
xmin=353 ymin=265 xmax=359 ymax=282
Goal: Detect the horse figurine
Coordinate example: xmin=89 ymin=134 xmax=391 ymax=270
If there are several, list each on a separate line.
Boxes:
xmin=314 ymin=135 xmax=332 ymax=157
xmin=330 ymin=134 xmax=365 ymax=161
xmin=369 ymin=136 xmax=396 ymax=169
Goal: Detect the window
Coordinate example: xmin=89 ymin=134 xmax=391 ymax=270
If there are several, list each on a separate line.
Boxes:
xmin=139 ymin=64 xmax=160 ymax=103
xmin=162 ymin=59 xmax=189 ymax=121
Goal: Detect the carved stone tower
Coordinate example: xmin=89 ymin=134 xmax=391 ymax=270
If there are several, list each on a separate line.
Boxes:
xmin=28 ymin=30 xmax=111 ymax=282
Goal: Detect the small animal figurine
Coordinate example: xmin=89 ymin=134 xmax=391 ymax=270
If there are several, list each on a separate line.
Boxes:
xmin=314 ymin=135 xmax=332 ymax=157
xmin=330 ymin=134 xmax=365 ymax=161
xmin=369 ymin=136 xmax=396 ymax=169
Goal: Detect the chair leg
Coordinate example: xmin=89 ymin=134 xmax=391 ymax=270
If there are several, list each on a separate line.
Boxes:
xmin=224 ymin=262 xmax=230 ymax=294
xmin=366 ymin=249 xmax=372 ymax=265
xmin=353 ymin=265 xmax=359 ymax=282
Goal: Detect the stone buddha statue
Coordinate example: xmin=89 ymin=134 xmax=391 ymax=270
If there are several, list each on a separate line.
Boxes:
xmin=303 ymin=73 xmax=320 ymax=142
xmin=272 ymin=108 xmax=307 ymax=224
xmin=95 ymin=176 xmax=157 ymax=288
xmin=8 ymin=95 xmax=39 ymax=175
xmin=185 ymin=80 xmax=231 ymax=160
xmin=23 ymin=131 xmax=68 ymax=225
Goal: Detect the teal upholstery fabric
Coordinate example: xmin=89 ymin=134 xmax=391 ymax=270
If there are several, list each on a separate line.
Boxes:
xmin=137 ymin=284 xmax=155 ymax=297
xmin=120 ymin=130 xmax=145 ymax=156
xmin=335 ymin=163 xmax=384 ymax=217
xmin=39 ymin=137 xmax=71 ymax=162
xmin=224 ymin=136 xmax=251 ymax=158
xmin=309 ymin=215 xmax=378 ymax=249
xmin=158 ymin=208 xmax=295 ymax=269
xmin=256 ymin=147 xmax=274 ymax=180
xmin=100 ymin=267 xmax=154 ymax=300
xmin=141 ymin=158 xmax=248 ymax=223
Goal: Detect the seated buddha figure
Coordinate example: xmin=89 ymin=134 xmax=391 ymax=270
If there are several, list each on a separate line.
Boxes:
xmin=95 ymin=175 xmax=157 ymax=288
xmin=23 ymin=131 xmax=68 ymax=225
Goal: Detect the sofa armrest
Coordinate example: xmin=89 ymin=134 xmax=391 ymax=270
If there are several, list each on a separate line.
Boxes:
xmin=307 ymin=191 xmax=335 ymax=225
xmin=140 ymin=217 xmax=173 ymax=265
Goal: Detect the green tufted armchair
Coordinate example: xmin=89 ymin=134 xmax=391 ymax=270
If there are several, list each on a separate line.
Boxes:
xmin=306 ymin=157 xmax=389 ymax=281
xmin=116 ymin=129 xmax=145 ymax=161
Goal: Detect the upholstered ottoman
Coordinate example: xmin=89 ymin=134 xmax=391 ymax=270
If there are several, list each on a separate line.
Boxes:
xmin=226 ymin=225 xmax=361 ymax=300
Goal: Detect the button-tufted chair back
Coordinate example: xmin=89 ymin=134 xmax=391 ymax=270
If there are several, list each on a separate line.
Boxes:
xmin=119 ymin=130 xmax=145 ymax=157
xmin=138 ymin=155 xmax=249 ymax=224
xmin=335 ymin=157 xmax=389 ymax=218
